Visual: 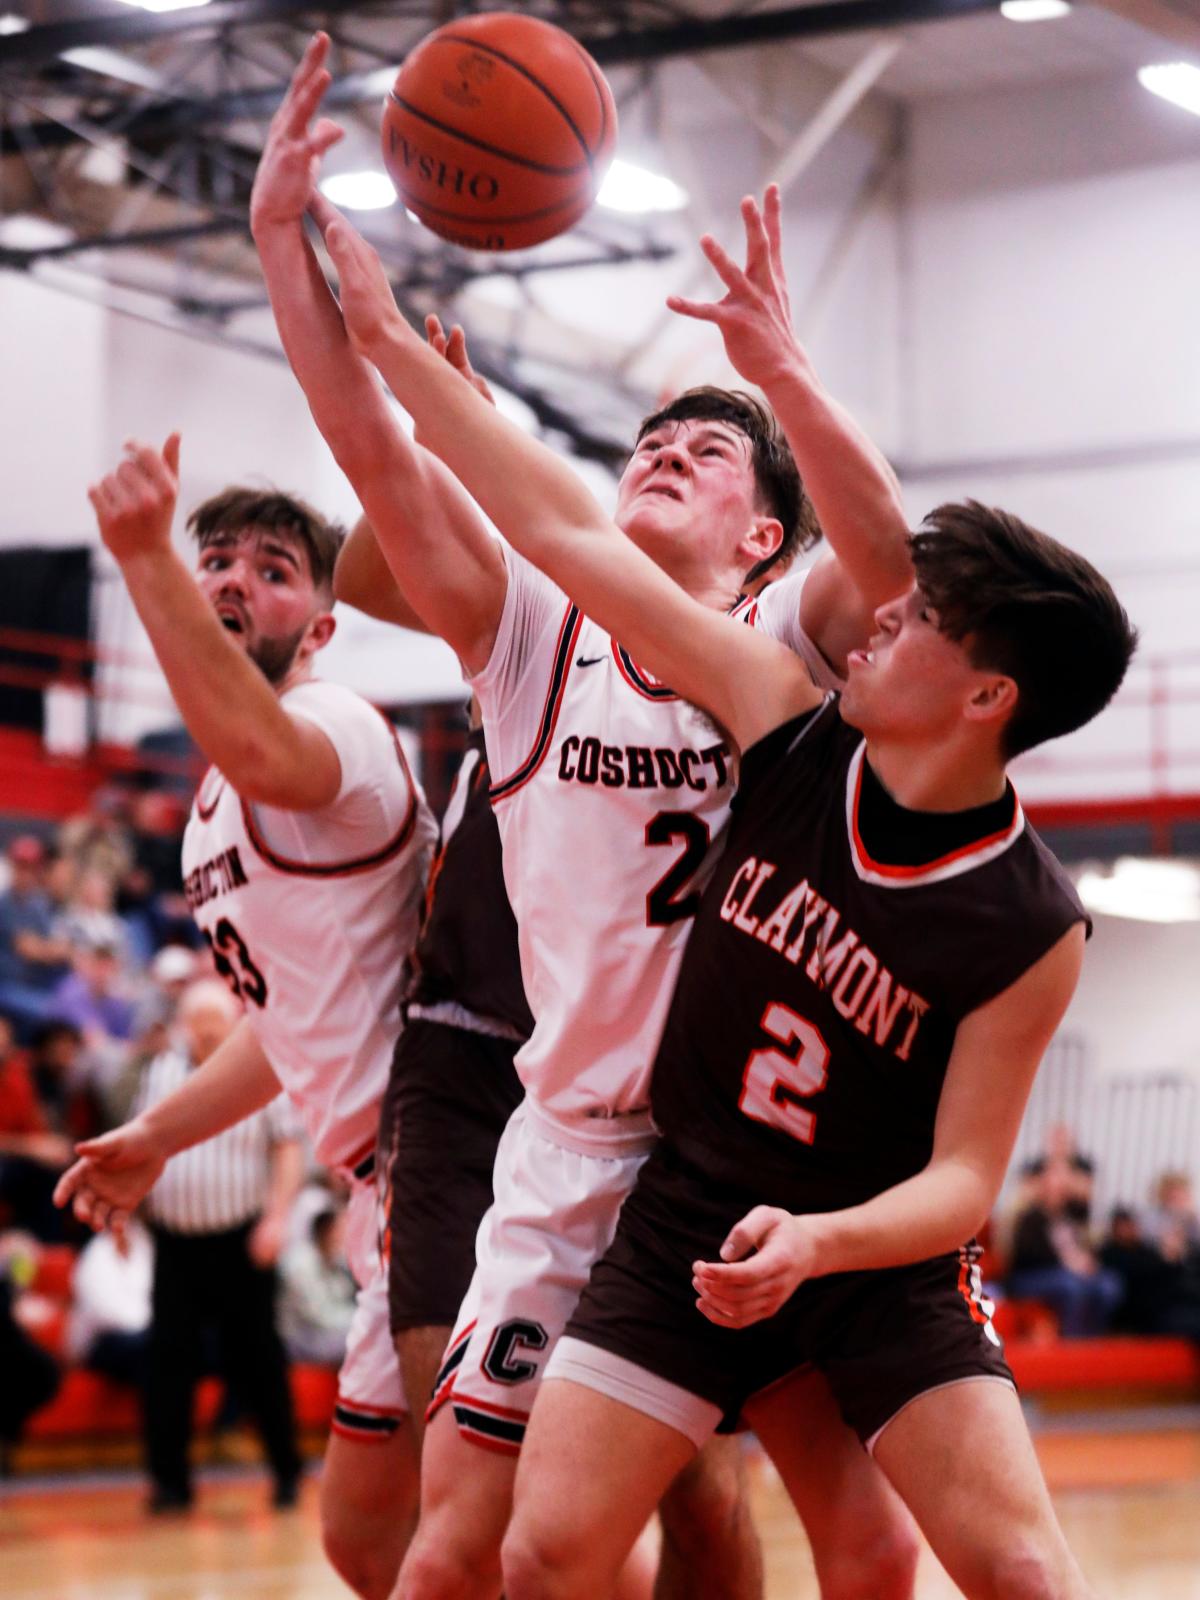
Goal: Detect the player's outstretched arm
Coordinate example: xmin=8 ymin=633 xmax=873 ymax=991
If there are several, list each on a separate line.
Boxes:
xmin=333 ymin=323 xmax=498 ymax=632
xmin=693 ymin=922 xmax=1086 ymax=1327
xmin=318 ymin=209 xmax=822 ymax=750
xmin=250 ymin=32 xmax=504 ymax=670
xmin=669 ymin=187 xmax=911 ymax=674
xmin=53 ymin=1017 xmax=280 ymax=1242
xmin=88 ymin=433 xmax=345 ymax=810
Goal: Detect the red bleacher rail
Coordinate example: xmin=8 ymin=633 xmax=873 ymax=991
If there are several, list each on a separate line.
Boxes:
xmin=2 ymin=626 xmax=1199 ymax=836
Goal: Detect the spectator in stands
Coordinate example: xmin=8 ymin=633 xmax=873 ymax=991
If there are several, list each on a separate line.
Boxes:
xmin=1101 ymin=1202 xmax=1200 ymax=1341
xmin=0 ymin=835 xmax=72 ymax=1037
xmin=1008 ymin=1155 xmax=1122 ymax=1336
xmin=279 ymin=1204 xmax=356 ymax=1365
xmin=58 ymin=786 xmax=136 ymax=896
xmin=27 ymin=1020 xmax=96 ymax=1143
xmin=134 ymin=979 xmax=304 ymax=1512
xmin=0 ymin=1014 xmax=72 ymax=1241
xmin=1021 ymin=1122 xmax=1095 ymax=1225
xmin=0 ymin=1233 xmax=61 ymax=1461
xmin=53 ymin=868 xmax=130 ymax=971
xmin=120 ymin=789 xmax=197 ymax=959
xmin=105 ymin=945 xmax=203 ymax=1126
xmin=1143 ymin=1172 xmax=1200 ymax=1263
xmin=66 ymin=1219 xmax=153 ymax=1388
xmin=50 ymin=938 xmax=137 ymax=1104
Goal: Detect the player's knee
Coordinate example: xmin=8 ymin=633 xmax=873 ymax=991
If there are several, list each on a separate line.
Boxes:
xmin=963 ymin=1536 xmax=1088 ymax=1600
xmin=501 ymin=1522 xmax=580 ymax=1600
xmin=400 ymin=1526 xmax=503 ymax=1600
xmin=818 ymin=1518 xmax=919 ymax=1600
xmin=658 ymin=1444 xmax=752 ymax=1554
xmin=320 ymin=1516 xmax=395 ymax=1600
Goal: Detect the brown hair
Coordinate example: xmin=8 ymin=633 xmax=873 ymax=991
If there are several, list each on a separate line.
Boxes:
xmin=186 ymin=488 xmax=345 ymax=600
xmin=635 ymin=387 xmax=820 ymax=587
xmin=911 ymin=501 xmax=1138 ymax=759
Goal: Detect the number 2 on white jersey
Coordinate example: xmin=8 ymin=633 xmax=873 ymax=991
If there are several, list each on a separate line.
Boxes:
xmin=738 ymin=1002 xmax=830 ymax=1145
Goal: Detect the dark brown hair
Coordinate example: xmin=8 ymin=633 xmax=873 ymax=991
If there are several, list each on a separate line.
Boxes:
xmin=635 ymin=387 xmax=820 ymax=587
xmin=186 ymin=488 xmax=345 ymax=600
xmin=911 ymin=501 xmax=1137 ymax=759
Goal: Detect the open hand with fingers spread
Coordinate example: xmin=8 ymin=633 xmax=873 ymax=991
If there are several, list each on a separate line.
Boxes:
xmin=87 ymin=434 xmax=182 ymax=564
xmin=691 ymin=1204 xmax=821 ymax=1328
xmin=424 ymin=315 xmax=496 ymax=407
xmin=667 ymin=184 xmax=809 ymax=391
xmin=309 ymin=196 xmax=411 ymax=359
xmin=250 ymin=30 xmax=345 ymax=235
xmin=53 ymin=1118 xmax=169 ymax=1245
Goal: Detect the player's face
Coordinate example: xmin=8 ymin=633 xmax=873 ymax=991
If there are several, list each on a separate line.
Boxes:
xmin=616 ymin=420 xmax=765 ymax=573
xmin=840 ymin=585 xmax=992 ymax=741
xmin=196 ymin=528 xmax=323 ymax=685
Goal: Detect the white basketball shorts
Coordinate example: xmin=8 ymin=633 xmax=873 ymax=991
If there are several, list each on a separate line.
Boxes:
xmin=332 ymin=1173 xmax=408 ymax=1441
xmin=428 ymin=1100 xmax=654 ymax=1454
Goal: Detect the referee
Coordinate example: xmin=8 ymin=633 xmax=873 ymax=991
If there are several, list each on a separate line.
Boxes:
xmin=136 ymin=979 xmax=303 ymax=1512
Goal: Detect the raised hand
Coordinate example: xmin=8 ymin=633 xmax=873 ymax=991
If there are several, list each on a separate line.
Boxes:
xmin=425 ymin=314 xmax=496 ymax=407
xmin=310 ymin=195 xmax=409 ymax=357
xmin=87 ymin=434 xmax=181 ymax=564
xmin=667 ymin=185 xmax=806 ymax=390
xmin=53 ymin=1119 xmax=169 ymax=1244
xmin=251 ymin=31 xmax=345 ymax=234
xmin=691 ymin=1204 xmax=818 ymax=1328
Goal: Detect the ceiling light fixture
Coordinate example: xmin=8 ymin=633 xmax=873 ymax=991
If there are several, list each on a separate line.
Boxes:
xmin=999 ymin=0 xmax=1071 ymax=18
xmin=0 ymin=12 xmax=29 ymax=31
xmin=318 ymin=171 xmax=398 ymax=212
xmin=597 ymin=159 xmax=688 ymax=214
xmin=1138 ymin=61 xmax=1200 ymax=118
xmin=113 ymin=0 xmax=212 ymax=12
xmin=1074 ymin=857 xmax=1200 ymax=924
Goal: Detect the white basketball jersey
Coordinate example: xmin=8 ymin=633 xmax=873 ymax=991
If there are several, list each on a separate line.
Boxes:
xmin=181 ymin=679 xmax=437 ymax=1169
xmin=471 ymin=549 xmax=838 ymax=1149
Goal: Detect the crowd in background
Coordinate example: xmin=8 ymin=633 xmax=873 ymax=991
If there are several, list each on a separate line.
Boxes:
xmin=0 ymin=790 xmax=357 ymax=1490
xmin=1 ymin=786 xmax=1199 ymax=1488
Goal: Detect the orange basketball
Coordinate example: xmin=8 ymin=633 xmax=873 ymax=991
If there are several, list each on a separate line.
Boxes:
xmin=381 ymin=12 xmax=617 ymax=252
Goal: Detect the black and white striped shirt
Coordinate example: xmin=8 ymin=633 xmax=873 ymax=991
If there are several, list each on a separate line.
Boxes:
xmin=136 ymin=1048 xmax=302 ymax=1235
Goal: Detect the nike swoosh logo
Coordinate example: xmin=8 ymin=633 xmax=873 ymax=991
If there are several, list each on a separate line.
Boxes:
xmin=576 ymin=655 xmax=607 ymax=668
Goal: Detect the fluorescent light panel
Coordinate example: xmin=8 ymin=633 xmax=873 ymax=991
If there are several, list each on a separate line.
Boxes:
xmin=319 ymin=171 xmax=397 ymax=212
xmin=597 ymin=159 xmax=688 ymax=214
xmin=1074 ymin=857 xmax=1200 ymax=924
xmin=1000 ymin=0 xmax=1071 ymax=19
xmin=113 ymin=0 xmax=212 ymax=12
xmin=1139 ymin=62 xmax=1200 ymax=118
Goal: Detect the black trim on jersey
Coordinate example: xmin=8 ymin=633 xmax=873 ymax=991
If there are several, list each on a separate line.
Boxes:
xmin=452 ymin=1401 xmax=526 ymax=1447
xmin=240 ymin=718 xmax=419 ymax=878
xmin=489 ymin=604 xmax=583 ymax=805
xmin=333 ymin=1404 xmax=400 ymax=1437
xmin=433 ymin=1335 xmax=469 ymax=1397
xmin=611 ymin=641 xmax=679 ymax=702
xmin=194 ymin=769 xmax=225 ymax=822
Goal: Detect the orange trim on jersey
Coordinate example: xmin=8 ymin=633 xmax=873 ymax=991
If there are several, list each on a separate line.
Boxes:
xmin=339 ymin=1134 xmax=377 ymax=1178
xmin=489 ymin=603 xmax=583 ymax=805
xmin=240 ymin=717 xmax=419 ymax=878
xmin=956 ymin=1249 xmax=990 ymax=1328
xmin=194 ymin=768 xmax=225 ymax=821
xmin=847 ymin=743 xmax=1024 ymax=886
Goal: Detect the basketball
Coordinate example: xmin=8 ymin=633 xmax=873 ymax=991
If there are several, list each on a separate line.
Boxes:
xmin=381 ymin=12 xmax=617 ymax=252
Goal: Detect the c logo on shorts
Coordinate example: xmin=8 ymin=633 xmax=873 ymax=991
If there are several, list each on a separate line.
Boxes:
xmin=482 ymin=1319 xmax=549 ymax=1385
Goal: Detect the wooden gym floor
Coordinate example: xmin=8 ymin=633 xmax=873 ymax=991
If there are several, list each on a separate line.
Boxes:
xmin=2 ymin=1420 xmax=1199 ymax=1599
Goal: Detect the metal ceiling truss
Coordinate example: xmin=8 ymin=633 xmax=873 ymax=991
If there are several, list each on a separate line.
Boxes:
xmin=0 ymin=0 xmax=997 ymax=457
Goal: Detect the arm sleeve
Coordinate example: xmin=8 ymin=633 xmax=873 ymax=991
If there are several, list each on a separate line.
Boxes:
xmin=751 ymin=570 xmax=844 ymax=692
xmin=467 ymin=544 xmax=576 ymax=788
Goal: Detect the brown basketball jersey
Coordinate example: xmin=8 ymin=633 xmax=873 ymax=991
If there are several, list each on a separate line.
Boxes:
xmin=650 ymin=699 xmax=1088 ymax=1213
xmin=408 ymin=727 xmax=534 ymax=1038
